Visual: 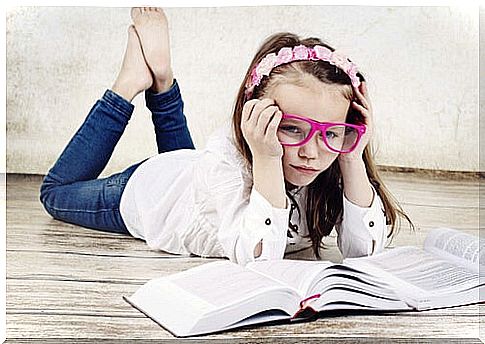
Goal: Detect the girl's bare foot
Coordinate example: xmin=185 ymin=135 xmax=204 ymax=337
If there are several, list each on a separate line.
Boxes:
xmin=130 ymin=7 xmax=173 ymax=93
xmin=112 ymin=25 xmax=153 ymax=102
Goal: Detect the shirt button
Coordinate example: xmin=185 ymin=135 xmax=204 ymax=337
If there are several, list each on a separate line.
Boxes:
xmin=369 ymin=221 xmax=374 ymax=227
xmin=265 ymin=218 xmax=271 ymax=225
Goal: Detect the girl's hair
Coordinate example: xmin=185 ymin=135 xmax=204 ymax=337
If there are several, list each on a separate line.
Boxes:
xmin=231 ymin=32 xmax=414 ymax=258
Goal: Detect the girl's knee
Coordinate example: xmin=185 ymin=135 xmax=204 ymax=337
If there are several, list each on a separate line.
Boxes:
xmin=39 ymin=185 xmax=76 ymax=223
xmin=39 ymin=177 xmax=61 ymax=218
xmin=39 ymin=177 xmax=52 ymax=206
xmin=39 ymin=171 xmax=67 ymax=206
xmin=39 ymin=189 xmax=56 ymax=219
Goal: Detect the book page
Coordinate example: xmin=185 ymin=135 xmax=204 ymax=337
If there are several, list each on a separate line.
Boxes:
xmin=247 ymin=259 xmax=334 ymax=295
xmin=168 ymin=261 xmax=297 ymax=308
xmin=424 ymin=227 xmax=483 ymax=273
xmin=346 ymin=247 xmax=480 ymax=295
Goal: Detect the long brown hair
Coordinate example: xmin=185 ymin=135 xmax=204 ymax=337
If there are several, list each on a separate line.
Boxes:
xmin=232 ymin=32 xmax=414 ymax=258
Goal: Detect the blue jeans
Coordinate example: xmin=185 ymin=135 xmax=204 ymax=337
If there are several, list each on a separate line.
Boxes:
xmin=39 ymin=80 xmax=194 ymax=234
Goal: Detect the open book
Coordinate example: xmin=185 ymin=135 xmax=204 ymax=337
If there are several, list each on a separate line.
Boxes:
xmin=124 ymin=227 xmax=484 ymax=337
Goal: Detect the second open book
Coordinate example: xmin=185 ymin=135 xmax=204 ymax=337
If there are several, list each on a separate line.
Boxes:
xmin=124 ymin=227 xmax=484 ymax=337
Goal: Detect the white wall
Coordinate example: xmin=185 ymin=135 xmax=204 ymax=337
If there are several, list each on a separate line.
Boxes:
xmin=6 ymin=6 xmax=480 ymax=175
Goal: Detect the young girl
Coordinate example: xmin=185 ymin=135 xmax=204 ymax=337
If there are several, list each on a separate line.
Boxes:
xmin=40 ymin=7 xmax=412 ymax=265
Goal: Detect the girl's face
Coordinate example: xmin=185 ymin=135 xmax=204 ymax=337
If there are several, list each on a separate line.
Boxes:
xmin=266 ymin=80 xmax=351 ymax=187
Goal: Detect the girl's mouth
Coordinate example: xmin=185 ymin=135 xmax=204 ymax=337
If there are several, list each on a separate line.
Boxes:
xmin=291 ymin=165 xmax=319 ymax=175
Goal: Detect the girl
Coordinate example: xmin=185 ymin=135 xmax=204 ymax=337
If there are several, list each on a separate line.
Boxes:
xmin=40 ymin=7 xmax=412 ymax=265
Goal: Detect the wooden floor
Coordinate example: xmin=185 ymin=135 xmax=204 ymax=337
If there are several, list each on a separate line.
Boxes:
xmin=4 ymin=172 xmax=484 ymax=342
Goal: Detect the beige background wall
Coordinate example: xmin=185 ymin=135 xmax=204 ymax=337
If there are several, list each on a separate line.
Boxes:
xmin=6 ymin=6 xmax=480 ymax=175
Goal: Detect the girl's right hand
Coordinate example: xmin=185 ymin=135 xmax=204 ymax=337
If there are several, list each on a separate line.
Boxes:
xmin=241 ymin=98 xmax=283 ymax=160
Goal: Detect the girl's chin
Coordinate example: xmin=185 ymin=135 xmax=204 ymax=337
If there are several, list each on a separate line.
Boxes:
xmin=285 ymin=174 xmax=317 ymax=187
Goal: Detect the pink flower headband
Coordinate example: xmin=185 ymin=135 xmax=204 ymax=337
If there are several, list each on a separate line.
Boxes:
xmin=245 ymin=45 xmax=360 ymax=97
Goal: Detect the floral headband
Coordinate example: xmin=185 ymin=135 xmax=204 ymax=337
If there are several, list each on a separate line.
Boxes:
xmin=245 ymin=45 xmax=360 ymax=97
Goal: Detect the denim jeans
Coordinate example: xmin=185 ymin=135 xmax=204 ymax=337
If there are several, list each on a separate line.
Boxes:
xmin=39 ymin=80 xmax=195 ymax=234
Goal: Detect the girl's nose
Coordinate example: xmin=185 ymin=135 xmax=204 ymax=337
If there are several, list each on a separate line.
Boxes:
xmin=298 ymin=134 xmax=320 ymax=159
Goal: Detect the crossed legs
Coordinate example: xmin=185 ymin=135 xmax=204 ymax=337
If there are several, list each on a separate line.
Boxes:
xmin=39 ymin=8 xmax=193 ymax=234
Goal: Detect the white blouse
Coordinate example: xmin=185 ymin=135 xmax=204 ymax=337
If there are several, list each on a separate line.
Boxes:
xmin=119 ymin=124 xmax=388 ymax=265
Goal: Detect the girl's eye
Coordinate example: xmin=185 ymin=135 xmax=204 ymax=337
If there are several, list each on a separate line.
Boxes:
xmin=325 ymin=130 xmax=339 ymax=139
xmin=279 ymin=125 xmax=301 ymax=134
xmin=345 ymin=126 xmax=355 ymax=134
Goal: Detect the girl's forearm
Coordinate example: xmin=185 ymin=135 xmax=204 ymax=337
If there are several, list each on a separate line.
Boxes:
xmin=252 ymin=156 xmax=287 ymax=209
xmin=339 ymin=158 xmax=374 ymax=207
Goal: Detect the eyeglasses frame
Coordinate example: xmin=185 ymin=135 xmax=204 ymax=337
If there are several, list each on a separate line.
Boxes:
xmin=278 ymin=113 xmax=367 ymax=154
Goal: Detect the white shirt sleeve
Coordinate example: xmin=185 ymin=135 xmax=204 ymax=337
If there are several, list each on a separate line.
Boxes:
xmin=335 ymin=186 xmax=387 ymax=258
xmin=242 ymin=188 xmax=291 ymax=263
xmin=212 ymin=166 xmax=291 ymax=266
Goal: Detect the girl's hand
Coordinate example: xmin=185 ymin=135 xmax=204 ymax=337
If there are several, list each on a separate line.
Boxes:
xmin=338 ymin=81 xmax=375 ymax=208
xmin=241 ymin=98 xmax=283 ymax=160
xmin=339 ymin=81 xmax=374 ymax=163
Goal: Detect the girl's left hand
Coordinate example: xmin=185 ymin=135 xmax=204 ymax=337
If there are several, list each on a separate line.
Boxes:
xmin=338 ymin=81 xmax=373 ymax=163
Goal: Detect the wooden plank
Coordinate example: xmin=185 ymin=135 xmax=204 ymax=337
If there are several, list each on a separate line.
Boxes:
xmin=380 ymin=171 xmax=480 ymax=186
xmin=6 ymin=224 xmax=179 ymax=258
xmin=6 ymin=250 xmax=215 ymax=283
xmin=377 ymin=173 xmax=480 ymax=209
xmin=383 ymin=180 xmax=480 ymax=196
xmin=389 ymin=189 xmax=479 ymax=209
xmin=7 ymin=279 xmax=141 ymax=316
xmin=392 ymin=204 xmax=478 ymax=231
xmin=6 ymin=311 xmax=481 ymax=339
xmin=4 ymin=337 xmax=484 ymax=344
xmin=4 ymin=339 xmax=484 ymax=344
xmin=388 ymin=191 xmax=478 ymax=209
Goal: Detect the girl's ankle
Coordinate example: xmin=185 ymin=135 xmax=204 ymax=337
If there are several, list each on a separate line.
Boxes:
xmin=111 ymin=82 xmax=139 ymax=103
xmin=151 ymin=70 xmax=174 ymax=94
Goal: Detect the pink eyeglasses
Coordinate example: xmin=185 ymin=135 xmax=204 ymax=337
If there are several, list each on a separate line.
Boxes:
xmin=277 ymin=113 xmax=366 ymax=154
